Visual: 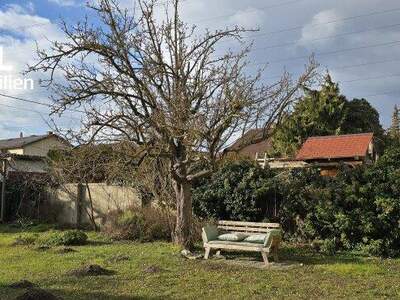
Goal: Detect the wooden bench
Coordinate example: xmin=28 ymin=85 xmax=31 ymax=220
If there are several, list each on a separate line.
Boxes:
xmin=202 ymin=220 xmax=282 ymax=265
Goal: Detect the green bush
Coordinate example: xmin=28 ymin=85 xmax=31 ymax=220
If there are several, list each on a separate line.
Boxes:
xmin=59 ymin=230 xmax=88 ymax=246
xmin=277 ymin=146 xmax=400 ymax=257
xmin=37 ymin=230 xmax=88 ymax=246
xmin=192 ymin=147 xmax=400 ymax=257
xmin=13 ymin=230 xmax=88 ymax=247
xmin=38 ymin=230 xmax=88 ymax=246
xmin=192 ymin=160 xmax=277 ymax=221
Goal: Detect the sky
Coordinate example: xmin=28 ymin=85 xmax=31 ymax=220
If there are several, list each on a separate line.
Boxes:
xmin=0 ymin=0 xmax=400 ymax=138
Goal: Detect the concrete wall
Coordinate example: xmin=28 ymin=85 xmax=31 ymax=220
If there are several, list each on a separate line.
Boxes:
xmin=49 ymin=183 xmax=141 ymax=227
xmin=50 ymin=184 xmax=80 ymax=225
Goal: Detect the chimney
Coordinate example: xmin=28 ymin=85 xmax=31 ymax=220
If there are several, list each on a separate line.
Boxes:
xmin=20 ymin=132 xmax=23 ymax=138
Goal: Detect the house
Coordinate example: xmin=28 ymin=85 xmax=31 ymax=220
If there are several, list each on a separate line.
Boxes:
xmin=0 ymin=153 xmax=48 ymax=174
xmin=224 ymin=128 xmax=273 ymax=159
xmin=0 ymin=132 xmax=71 ymax=221
xmin=0 ymin=132 xmax=70 ymax=176
xmin=225 ymin=128 xmax=308 ymax=170
xmin=296 ymin=132 xmax=376 ymax=176
xmin=0 ymin=131 xmax=69 ymax=157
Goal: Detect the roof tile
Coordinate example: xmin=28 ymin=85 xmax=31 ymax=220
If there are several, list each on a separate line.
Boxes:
xmin=296 ymin=133 xmax=373 ymax=160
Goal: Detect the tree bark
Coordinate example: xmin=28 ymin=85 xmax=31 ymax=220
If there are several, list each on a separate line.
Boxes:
xmin=173 ymin=179 xmax=193 ymax=248
xmin=85 ymin=182 xmax=99 ymax=232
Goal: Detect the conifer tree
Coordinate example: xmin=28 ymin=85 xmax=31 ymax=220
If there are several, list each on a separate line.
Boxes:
xmin=389 ymin=105 xmax=400 ymax=140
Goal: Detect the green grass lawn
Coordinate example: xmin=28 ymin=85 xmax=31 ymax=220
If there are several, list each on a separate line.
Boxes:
xmin=1 ymin=225 xmax=400 ymax=299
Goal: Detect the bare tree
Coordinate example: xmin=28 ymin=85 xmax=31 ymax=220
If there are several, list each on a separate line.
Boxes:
xmin=28 ymin=0 xmax=317 ymax=247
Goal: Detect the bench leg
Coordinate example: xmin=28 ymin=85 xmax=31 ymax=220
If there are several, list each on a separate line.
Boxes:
xmin=273 ymin=247 xmax=279 ymax=262
xmin=204 ymin=247 xmax=211 ymax=260
xmin=261 ymin=251 xmax=269 ymax=266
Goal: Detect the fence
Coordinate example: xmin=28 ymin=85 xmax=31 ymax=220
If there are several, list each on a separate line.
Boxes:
xmin=49 ymin=183 xmax=141 ymax=227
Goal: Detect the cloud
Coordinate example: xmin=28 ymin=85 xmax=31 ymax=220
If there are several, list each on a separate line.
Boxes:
xmin=0 ymin=4 xmax=70 ymax=138
xmin=228 ymin=7 xmax=265 ymax=29
xmin=117 ymin=0 xmax=136 ymax=10
xmin=47 ymin=0 xmax=79 ymax=7
xmin=4 ymin=2 xmax=35 ymax=14
xmin=0 ymin=0 xmax=399 ymax=134
xmin=298 ymin=9 xmax=340 ymax=46
xmin=0 ymin=4 xmax=65 ymax=74
xmin=0 ymin=5 xmax=52 ymax=37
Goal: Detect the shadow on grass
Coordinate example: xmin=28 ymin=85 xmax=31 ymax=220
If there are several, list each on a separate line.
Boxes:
xmin=0 ymin=284 xmax=165 ymax=300
xmin=85 ymin=240 xmax=113 ymax=246
xmin=56 ymin=290 xmax=167 ymax=300
xmin=278 ymin=245 xmax=374 ymax=266
xmin=0 ymin=223 xmax=55 ymax=234
xmin=193 ymin=243 xmax=375 ymax=267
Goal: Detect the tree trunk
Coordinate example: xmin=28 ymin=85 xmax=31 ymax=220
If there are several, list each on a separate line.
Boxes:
xmin=85 ymin=182 xmax=98 ymax=231
xmin=173 ymin=179 xmax=193 ymax=248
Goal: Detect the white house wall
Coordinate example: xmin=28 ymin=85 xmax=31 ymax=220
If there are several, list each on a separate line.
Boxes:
xmin=23 ymin=136 xmax=68 ymax=157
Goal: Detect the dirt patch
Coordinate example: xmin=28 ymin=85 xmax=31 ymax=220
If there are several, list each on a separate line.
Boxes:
xmin=9 ymin=280 xmax=35 ymax=289
xmin=67 ymin=264 xmax=115 ymax=277
xmin=15 ymin=288 xmax=62 ymax=300
xmin=143 ymin=265 xmax=163 ymax=274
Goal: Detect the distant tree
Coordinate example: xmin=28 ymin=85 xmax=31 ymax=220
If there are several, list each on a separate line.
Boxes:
xmin=272 ymin=75 xmax=385 ymax=157
xmin=341 ymin=98 xmax=383 ymax=135
xmin=272 ymin=74 xmax=346 ymax=157
xmin=389 ymin=105 xmax=400 ymax=141
xmin=341 ymin=98 xmax=385 ymax=152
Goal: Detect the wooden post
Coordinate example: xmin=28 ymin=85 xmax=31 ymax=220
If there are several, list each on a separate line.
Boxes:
xmin=0 ymin=159 xmax=7 ymax=222
xmin=263 ymin=153 xmax=267 ymax=169
xmin=76 ymin=183 xmax=85 ymax=228
xmin=204 ymin=247 xmax=211 ymax=259
xmin=261 ymin=251 xmax=269 ymax=265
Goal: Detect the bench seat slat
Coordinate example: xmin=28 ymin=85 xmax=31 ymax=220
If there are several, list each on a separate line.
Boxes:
xmin=217 ymin=225 xmax=270 ymax=233
xmin=204 ymin=242 xmax=268 ymax=252
xmin=218 ymin=220 xmax=280 ymax=228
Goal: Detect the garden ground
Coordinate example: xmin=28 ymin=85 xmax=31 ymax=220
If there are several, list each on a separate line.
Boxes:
xmin=0 ymin=225 xmax=399 ymax=299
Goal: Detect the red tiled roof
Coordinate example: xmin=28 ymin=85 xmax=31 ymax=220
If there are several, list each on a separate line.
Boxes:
xmin=296 ymin=133 xmax=373 ymax=161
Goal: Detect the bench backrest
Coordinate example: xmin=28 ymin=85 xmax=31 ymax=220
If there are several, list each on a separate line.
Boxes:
xmin=217 ymin=220 xmax=280 ymax=234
